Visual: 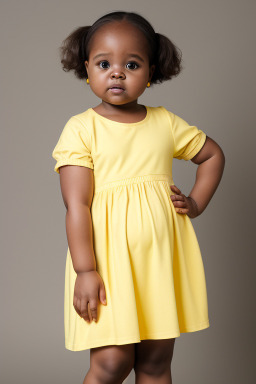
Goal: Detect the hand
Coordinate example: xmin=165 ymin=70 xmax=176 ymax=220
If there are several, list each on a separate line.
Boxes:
xmin=73 ymin=270 xmax=107 ymax=324
xmin=170 ymin=185 xmax=199 ymax=219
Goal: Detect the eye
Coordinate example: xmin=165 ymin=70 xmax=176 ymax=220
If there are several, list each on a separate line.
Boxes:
xmin=126 ymin=62 xmax=139 ymax=70
xmin=99 ymin=60 xmax=110 ymax=69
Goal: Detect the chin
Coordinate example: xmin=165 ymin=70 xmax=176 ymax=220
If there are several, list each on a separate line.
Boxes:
xmin=104 ymin=99 xmax=130 ymax=106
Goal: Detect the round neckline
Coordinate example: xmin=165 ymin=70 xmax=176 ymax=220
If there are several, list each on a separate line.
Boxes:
xmin=89 ymin=105 xmax=151 ymax=126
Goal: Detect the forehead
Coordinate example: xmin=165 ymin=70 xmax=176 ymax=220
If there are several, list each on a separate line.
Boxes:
xmin=88 ymin=21 xmax=149 ymax=58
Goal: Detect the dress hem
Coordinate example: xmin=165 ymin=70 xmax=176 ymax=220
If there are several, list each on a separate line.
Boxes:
xmin=65 ymin=320 xmax=210 ymax=351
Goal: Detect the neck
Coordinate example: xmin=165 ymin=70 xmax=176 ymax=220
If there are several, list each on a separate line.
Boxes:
xmin=99 ymin=100 xmax=142 ymax=114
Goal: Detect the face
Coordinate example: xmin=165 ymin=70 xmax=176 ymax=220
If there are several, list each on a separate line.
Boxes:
xmin=84 ymin=21 xmax=155 ymax=107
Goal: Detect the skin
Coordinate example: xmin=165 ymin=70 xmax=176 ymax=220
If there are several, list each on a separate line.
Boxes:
xmin=84 ymin=21 xmax=155 ymax=122
xmin=59 ymin=20 xmax=225 ymax=384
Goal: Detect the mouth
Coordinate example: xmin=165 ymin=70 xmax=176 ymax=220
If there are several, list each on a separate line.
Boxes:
xmin=109 ymin=86 xmax=124 ymax=90
xmin=109 ymin=86 xmax=125 ymax=94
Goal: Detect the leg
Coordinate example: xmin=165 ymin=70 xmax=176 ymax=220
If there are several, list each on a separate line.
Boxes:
xmin=83 ymin=343 xmax=135 ymax=384
xmin=133 ymin=338 xmax=176 ymax=384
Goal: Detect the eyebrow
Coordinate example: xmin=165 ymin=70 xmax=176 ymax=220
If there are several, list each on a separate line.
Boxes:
xmin=92 ymin=53 xmax=145 ymax=62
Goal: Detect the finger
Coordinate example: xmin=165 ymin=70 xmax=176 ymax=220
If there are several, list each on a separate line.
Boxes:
xmin=80 ymin=298 xmax=90 ymax=323
xmin=75 ymin=298 xmax=82 ymax=317
xmin=89 ymin=298 xmax=98 ymax=322
xmin=99 ymin=276 xmax=107 ymax=305
xmin=73 ymin=295 xmax=77 ymax=309
xmin=87 ymin=302 xmax=93 ymax=323
xmin=73 ymin=300 xmax=78 ymax=316
xmin=73 ymin=296 xmax=79 ymax=316
xmin=170 ymin=184 xmax=181 ymax=194
xmin=172 ymin=200 xmax=187 ymax=208
xmin=171 ymin=194 xmax=185 ymax=202
xmin=171 ymin=197 xmax=186 ymax=208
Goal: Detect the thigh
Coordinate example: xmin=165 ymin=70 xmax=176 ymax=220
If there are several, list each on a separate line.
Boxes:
xmin=134 ymin=338 xmax=176 ymax=373
xmin=90 ymin=344 xmax=135 ymax=380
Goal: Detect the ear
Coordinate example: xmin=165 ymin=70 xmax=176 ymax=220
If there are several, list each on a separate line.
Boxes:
xmin=149 ymin=64 xmax=156 ymax=81
xmin=84 ymin=60 xmax=89 ymax=73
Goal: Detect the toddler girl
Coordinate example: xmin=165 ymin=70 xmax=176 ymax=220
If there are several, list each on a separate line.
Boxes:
xmin=52 ymin=10 xmax=225 ymax=384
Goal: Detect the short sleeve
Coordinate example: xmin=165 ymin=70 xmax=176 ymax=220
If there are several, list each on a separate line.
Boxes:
xmin=52 ymin=116 xmax=94 ymax=174
xmin=168 ymin=110 xmax=207 ymax=161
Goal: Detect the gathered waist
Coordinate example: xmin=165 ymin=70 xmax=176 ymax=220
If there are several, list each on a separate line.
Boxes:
xmin=94 ymin=174 xmax=174 ymax=194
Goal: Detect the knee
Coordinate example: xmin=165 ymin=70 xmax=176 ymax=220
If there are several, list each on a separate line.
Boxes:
xmin=101 ymin=352 xmax=133 ymax=379
xmin=134 ymin=341 xmax=175 ymax=377
xmin=135 ymin=358 xmax=171 ymax=377
xmin=91 ymin=347 xmax=134 ymax=383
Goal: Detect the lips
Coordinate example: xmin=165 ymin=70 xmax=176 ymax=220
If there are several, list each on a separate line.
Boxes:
xmin=109 ymin=84 xmax=124 ymax=90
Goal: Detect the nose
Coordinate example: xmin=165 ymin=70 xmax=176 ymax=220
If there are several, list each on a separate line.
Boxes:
xmin=110 ymin=70 xmax=126 ymax=79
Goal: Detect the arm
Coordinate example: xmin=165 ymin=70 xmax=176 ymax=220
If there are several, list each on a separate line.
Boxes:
xmin=59 ymin=165 xmax=107 ymax=323
xmin=171 ymin=136 xmax=225 ymax=218
xmin=59 ymin=165 xmax=96 ymax=273
xmin=188 ymin=136 xmax=225 ymax=215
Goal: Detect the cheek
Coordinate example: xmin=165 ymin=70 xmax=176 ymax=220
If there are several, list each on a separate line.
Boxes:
xmin=130 ymin=74 xmax=148 ymax=90
xmin=135 ymin=69 xmax=149 ymax=83
xmin=129 ymin=70 xmax=147 ymax=81
xmin=90 ymin=68 xmax=102 ymax=78
xmin=90 ymin=71 xmax=107 ymax=87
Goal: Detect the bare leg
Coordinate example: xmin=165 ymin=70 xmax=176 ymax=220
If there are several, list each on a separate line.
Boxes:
xmin=133 ymin=339 xmax=176 ymax=384
xmin=83 ymin=343 xmax=135 ymax=384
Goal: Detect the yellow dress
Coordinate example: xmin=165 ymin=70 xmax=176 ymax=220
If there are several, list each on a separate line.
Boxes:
xmin=52 ymin=105 xmax=210 ymax=351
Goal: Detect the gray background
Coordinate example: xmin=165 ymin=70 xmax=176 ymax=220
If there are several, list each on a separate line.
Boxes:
xmin=1 ymin=0 xmax=255 ymax=383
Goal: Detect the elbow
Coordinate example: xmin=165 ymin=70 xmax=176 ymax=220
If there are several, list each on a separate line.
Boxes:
xmin=209 ymin=138 xmax=226 ymax=166
xmin=212 ymin=146 xmax=226 ymax=176
xmin=66 ymin=200 xmax=91 ymax=212
xmin=216 ymin=146 xmax=226 ymax=167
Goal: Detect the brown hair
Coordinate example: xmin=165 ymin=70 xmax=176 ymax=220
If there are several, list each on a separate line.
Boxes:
xmin=59 ymin=11 xmax=183 ymax=85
